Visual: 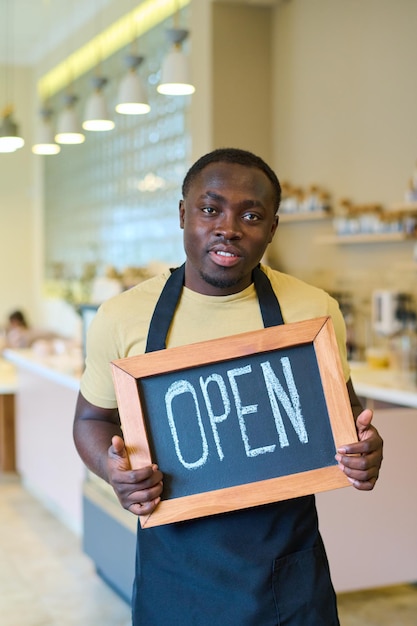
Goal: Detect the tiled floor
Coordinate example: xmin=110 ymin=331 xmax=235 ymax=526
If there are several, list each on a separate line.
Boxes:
xmin=1 ymin=473 xmax=416 ymax=626
xmin=0 ymin=474 xmax=131 ymax=626
xmin=337 ymin=584 xmax=417 ymax=626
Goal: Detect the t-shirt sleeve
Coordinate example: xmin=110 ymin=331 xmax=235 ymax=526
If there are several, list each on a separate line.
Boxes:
xmin=327 ymin=296 xmax=351 ymax=382
xmin=80 ymin=304 xmax=120 ymax=409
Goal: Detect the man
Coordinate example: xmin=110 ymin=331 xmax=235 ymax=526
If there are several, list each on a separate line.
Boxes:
xmin=74 ymin=148 xmax=383 ymax=625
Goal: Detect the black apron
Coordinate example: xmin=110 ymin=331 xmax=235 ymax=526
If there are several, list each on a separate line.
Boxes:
xmin=132 ymin=264 xmax=340 ymax=626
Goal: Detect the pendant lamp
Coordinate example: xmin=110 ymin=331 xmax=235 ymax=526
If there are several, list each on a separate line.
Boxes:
xmin=157 ymin=28 xmax=195 ymax=96
xmin=0 ymin=108 xmax=24 ymax=153
xmin=83 ymin=76 xmax=115 ymax=131
xmin=32 ymin=108 xmax=60 ymax=155
xmin=0 ymin=1 xmax=25 ymax=153
xmin=115 ymin=55 xmax=150 ymax=115
xmin=55 ymin=94 xmax=85 ymax=145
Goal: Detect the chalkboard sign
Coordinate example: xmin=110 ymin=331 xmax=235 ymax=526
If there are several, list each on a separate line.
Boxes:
xmin=111 ymin=316 xmax=357 ymax=527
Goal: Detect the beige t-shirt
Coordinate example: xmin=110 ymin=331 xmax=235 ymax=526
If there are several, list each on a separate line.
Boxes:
xmin=80 ymin=265 xmax=349 ymax=409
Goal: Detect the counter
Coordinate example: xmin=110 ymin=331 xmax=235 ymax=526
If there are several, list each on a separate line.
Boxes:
xmin=350 ymin=362 xmax=417 ymax=408
xmin=317 ymin=405 xmax=417 ymax=592
xmin=3 ymin=348 xmax=85 ymax=534
xmin=0 ymin=357 xmax=18 ymax=394
xmin=3 ymin=348 xmax=82 ymax=391
xmin=0 ymin=358 xmax=18 ymax=472
xmin=2 ymin=347 xmax=135 ymax=599
xmin=316 ymin=361 xmax=417 ymax=592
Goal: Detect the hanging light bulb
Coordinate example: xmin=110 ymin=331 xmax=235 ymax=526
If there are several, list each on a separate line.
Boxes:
xmin=83 ymin=76 xmax=115 ymax=131
xmin=55 ymin=94 xmax=85 ymax=144
xmin=32 ymin=107 xmax=61 ymax=155
xmin=0 ymin=1 xmax=25 ymax=153
xmin=157 ymin=28 xmax=195 ymax=96
xmin=0 ymin=107 xmax=25 ymax=153
xmin=115 ymin=55 xmax=150 ymax=115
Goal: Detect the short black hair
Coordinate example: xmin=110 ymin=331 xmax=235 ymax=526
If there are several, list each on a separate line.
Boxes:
xmin=182 ymin=148 xmax=281 ymax=214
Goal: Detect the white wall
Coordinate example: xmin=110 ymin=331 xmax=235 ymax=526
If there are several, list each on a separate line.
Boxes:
xmin=0 ymin=65 xmax=37 ymax=328
xmin=272 ymin=0 xmax=417 ymax=205
xmin=268 ymin=0 xmax=417 ymax=352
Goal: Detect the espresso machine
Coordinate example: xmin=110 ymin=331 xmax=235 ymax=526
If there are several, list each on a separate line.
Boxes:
xmin=372 ymin=290 xmax=402 ymax=337
xmin=372 ymin=290 xmax=416 ymax=371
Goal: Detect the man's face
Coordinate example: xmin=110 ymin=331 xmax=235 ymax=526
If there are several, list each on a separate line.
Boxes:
xmin=179 ymin=162 xmax=278 ymax=295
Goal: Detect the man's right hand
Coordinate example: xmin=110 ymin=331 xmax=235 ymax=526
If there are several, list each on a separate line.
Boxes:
xmin=107 ymin=435 xmax=163 ymax=516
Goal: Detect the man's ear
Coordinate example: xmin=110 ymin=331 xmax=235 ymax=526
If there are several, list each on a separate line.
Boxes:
xmin=179 ymin=199 xmax=185 ymax=229
xmin=268 ymin=214 xmax=279 ymax=243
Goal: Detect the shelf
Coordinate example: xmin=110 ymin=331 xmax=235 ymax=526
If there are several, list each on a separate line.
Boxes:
xmin=389 ymin=202 xmax=417 ymax=214
xmin=279 ymin=210 xmax=331 ymax=223
xmin=317 ymin=231 xmax=416 ymax=244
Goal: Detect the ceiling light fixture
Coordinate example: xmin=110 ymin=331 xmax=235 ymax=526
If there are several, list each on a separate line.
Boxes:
xmin=32 ymin=107 xmax=61 ymax=155
xmin=0 ymin=107 xmax=24 ymax=153
xmin=55 ymin=94 xmax=85 ymax=145
xmin=115 ymin=54 xmax=150 ymax=115
xmin=83 ymin=76 xmax=115 ymax=131
xmin=54 ymin=0 xmax=85 ymax=146
xmin=31 ymin=1 xmax=60 ymax=155
xmin=157 ymin=27 xmax=195 ymax=96
xmin=38 ymin=0 xmax=192 ymax=101
xmin=0 ymin=0 xmax=24 ymax=153
xmin=83 ymin=4 xmax=115 ymax=133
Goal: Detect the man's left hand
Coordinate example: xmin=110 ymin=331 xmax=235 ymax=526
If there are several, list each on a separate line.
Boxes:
xmin=335 ymin=408 xmax=383 ymax=491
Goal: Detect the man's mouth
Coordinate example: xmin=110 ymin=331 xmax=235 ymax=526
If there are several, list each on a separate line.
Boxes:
xmin=215 ymin=250 xmax=237 ymax=258
xmin=209 ymin=247 xmax=241 ymax=267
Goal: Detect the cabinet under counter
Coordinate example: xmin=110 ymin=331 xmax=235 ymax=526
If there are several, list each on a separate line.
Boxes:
xmin=3 ymin=349 xmax=85 ymax=535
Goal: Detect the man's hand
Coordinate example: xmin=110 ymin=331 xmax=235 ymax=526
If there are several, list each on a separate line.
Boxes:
xmin=335 ymin=408 xmax=383 ymax=491
xmin=107 ymin=435 xmax=163 ymax=516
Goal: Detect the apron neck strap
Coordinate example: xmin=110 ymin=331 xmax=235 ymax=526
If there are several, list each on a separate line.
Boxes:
xmin=145 ymin=263 xmax=284 ymax=353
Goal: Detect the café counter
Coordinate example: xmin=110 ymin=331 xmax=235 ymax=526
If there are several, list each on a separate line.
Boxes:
xmin=350 ymin=362 xmax=417 ymax=409
xmin=3 ymin=347 xmax=136 ymax=601
xmin=3 ymin=348 xmax=85 ymax=535
xmin=316 ymin=362 xmax=417 ymax=592
xmin=0 ymin=358 xmax=18 ymax=472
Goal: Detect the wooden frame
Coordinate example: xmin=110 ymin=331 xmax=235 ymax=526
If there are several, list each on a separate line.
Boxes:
xmin=111 ymin=316 xmax=357 ymax=528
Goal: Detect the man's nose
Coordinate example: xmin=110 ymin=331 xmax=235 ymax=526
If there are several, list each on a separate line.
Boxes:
xmin=214 ymin=213 xmax=242 ymax=239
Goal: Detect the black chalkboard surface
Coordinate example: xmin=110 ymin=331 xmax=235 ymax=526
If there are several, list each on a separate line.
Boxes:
xmin=111 ymin=316 xmax=357 ymax=527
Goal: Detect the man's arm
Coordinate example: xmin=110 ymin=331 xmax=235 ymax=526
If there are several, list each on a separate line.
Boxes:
xmin=336 ymin=378 xmax=384 ymax=491
xmin=73 ymin=392 xmax=163 ymax=516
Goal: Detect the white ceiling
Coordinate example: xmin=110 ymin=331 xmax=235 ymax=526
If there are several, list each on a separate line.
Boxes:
xmin=0 ymin=0 xmax=284 ymax=66
xmin=0 ymin=0 xmax=114 ymax=66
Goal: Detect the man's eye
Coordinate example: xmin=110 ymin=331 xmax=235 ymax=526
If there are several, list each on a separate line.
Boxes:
xmin=243 ymin=212 xmax=260 ymax=222
xmin=202 ymin=206 xmax=217 ymax=214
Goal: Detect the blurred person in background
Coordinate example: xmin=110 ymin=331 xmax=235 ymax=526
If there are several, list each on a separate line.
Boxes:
xmin=4 ymin=310 xmax=31 ymax=349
